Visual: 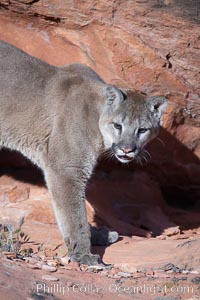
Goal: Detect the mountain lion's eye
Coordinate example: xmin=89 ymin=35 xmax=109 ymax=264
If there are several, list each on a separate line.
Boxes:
xmin=138 ymin=128 xmax=148 ymax=134
xmin=113 ymin=123 xmax=122 ymax=130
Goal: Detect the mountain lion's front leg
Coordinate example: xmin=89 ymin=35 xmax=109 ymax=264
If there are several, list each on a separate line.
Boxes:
xmin=45 ymin=167 xmax=100 ymax=265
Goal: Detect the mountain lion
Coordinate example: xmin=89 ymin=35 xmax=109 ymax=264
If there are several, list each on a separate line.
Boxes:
xmin=0 ymin=41 xmax=167 ymax=265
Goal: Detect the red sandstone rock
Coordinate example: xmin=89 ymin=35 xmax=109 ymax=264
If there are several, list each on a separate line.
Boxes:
xmin=42 ymin=274 xmax=59 ymax=281
xmin=65 ymin=261 xmax=80 ymax=271
xmin=41 ymin=264 xmax=57 ymax=272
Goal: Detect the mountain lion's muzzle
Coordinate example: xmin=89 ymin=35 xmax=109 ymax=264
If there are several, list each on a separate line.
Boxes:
xmin=112 ymin=142 xmax=139 ymax=163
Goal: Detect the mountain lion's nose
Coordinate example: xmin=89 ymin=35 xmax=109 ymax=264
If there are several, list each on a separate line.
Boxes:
xmin=121 ymin=146 xmax=136 ymax=154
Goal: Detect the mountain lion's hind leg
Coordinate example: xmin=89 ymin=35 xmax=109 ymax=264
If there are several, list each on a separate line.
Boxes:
xmin=45 ymin=167 xmax=100 ymax=265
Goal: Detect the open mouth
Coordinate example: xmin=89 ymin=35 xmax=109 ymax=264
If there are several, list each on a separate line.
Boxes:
xmin=115 ymin=154 xmax=134 ymax=163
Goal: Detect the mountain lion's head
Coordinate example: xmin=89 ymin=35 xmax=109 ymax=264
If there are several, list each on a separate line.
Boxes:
xmin=99 ymin=86 xmax=167 ymax=163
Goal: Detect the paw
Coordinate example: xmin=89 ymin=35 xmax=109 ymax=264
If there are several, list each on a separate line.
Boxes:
xmin=107 ymin=230 xmax=119 ymax=244
xmin=91 ymin=226 xmax=119 ymax=246
xmin=70 ymin=253 xmax=101 ymax=265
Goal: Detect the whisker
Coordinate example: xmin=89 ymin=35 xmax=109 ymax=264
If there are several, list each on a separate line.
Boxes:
xmin=136 ymin=155 xmax=143 ymax=166
xmin=143 ymin=154 xmax=149 ymax=163
xmin=105 ymin=149 xmax=115 ymax=162
xmin=140 ymin=152 xmax=148 ymax=163
xmin=99 ymin=152 xmax=108 ymax=160
xmin=100 ymin=150 xmax=113 ymax=161
xmin=156 ymin=137 xmax=165 ymax=147
xmin=143 ymin=149 xmax=151 ymax=159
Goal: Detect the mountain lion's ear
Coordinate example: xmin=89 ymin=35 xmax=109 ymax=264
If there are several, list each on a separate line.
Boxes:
xmin=147 ymin=96 xmax=168 ymax=119
xmin=105 ymin=85 xmax=125 ymax=107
